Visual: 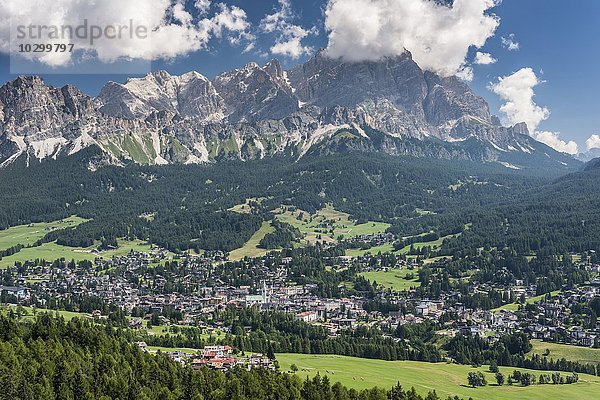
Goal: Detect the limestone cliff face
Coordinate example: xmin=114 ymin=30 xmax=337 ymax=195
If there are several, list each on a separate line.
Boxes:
xmin=0 ymin=52 xmax=579 ymax=171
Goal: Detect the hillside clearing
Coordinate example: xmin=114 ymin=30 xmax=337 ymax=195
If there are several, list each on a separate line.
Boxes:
xmin=0 ymin=216 xmax=88 ymax=251
xmin=228 ymin=221 xmax=275 ymax=260
xmin=277 ymin=353 xmax=600 ymax=400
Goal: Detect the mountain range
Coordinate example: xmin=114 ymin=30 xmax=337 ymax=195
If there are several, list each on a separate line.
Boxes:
xmin=0 ymin=49 xmax=580 ymax=171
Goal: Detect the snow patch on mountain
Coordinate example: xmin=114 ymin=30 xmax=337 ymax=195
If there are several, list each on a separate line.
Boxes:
xmin=300 ymin=124 xmax=351 ymax=157
xmin=31 ymin=137 xmax=68 ymax=160
xmin=498 ymin=161 xmax=521 ymax=170
xmin=69 ymin=133 xmax=97 ymax=155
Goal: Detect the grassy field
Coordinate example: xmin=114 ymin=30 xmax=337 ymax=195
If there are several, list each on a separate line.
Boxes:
xmin=415 ymin=208 xmax=435 ymax=216
xmin=359 ymin=269 xmax=421 ymax=291
xmin=1 ymin=306 xmax=225 ymax=341
xmin=0 ymin=305 xmax=91 ymax=320
xmin=277 ymin=354 xmax=600 ymax=400
xmin=276 ymin=205 xmax=390 ymax=245
xmin=147 ymin=346 xmax=199 ymax=354
xmin=394 ymin=233 xmax=461 ymax=254
xmin=0 ymin=239 xmax=168 ymax=269
xmin=146 ymin=324 xmax=174 ymax=336
xmin=0 ymin=216 xmax=88 ymax=251
xmin=423 ymin=256 xmax=452 ymax=265
xmin=345 ymin=231 xmax=459 ymax=257
xmin=146 ymin=325 xmax=226 ymax=342
xmin=228 ymin=204 xmax=390 ymax=258
xmin=530 ymin=340 xmax=600 ymax=365
xmin=228 ymin=221 xmax=275 ymax=260
xmin=0 ymin=215 xmax=179 ymax=269
xmin=345 ymin=243 xmax=394 ymax=257
xmin=228 ymin=197 xmax=269 ymax=214
xmin=492 ymin=290 xmax=561 ymax=312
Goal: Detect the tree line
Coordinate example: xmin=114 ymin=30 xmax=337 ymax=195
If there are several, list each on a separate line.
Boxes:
xmin=0 ymin=312 xmax=464 ymax=400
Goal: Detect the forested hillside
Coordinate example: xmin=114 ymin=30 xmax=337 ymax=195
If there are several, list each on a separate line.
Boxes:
xmin=440 ymin=161 xmax=600 ymax=256
xmin=0 ymin=312 xmax=458 ymax=400
xmin=0 ymin=147 xmax=598 ymax=256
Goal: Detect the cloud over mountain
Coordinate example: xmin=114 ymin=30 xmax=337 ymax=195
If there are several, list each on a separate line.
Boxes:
xmin=490 ymin=67 xmax=549 ymax=133
xmin=323 ymin=0 xmax=499 ymax=77
xmin=533 ymin=131 xmax=578 ymax=155
xmin=490 ymin=68 xmax=579 ymax=155
xmin=586 ymin=134 xmax=600 ymax=151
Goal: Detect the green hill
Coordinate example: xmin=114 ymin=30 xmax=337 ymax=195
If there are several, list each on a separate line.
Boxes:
xmin=277 ymin=353 xmax=600 ymax=400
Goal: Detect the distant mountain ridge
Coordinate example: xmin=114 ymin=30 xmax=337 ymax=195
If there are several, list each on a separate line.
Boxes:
xmin=0 ymin=50 xmax=580 ymax=171
xmin=577 ymin=148 xmax=600 ymax=163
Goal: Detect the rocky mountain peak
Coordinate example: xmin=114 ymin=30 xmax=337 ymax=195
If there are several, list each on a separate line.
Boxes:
xmin=60 ymin=85 xmax=94 ymax=118
xmin=145 ymin=70 xmax=173 ymax=84
xmin=0 ymin=76 xmax=90 ymax=130
xmin=288 ymin=50 xmax=427 ymax=116
xmin=264 ymin=59 xmax=283 ymax=77
xmin=97 ymin=69 xmax=224 ymax=121
xmin=263 ymin=59 xmax=295 ymax=97
xmin=512 ymin=122 xmax=530 ymax=136
xmin=213 ymin=61 xmax=299 ymax=122
xmin=0 ymin=50 xmax=580 ymax=172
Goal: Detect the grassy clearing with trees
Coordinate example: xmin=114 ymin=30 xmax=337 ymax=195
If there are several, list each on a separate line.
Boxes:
xmin=0 ymin=216 xmax=88 ymax=250
xmin=529 ymin=340 xmax=600 ymax=365
xmin=276 ymin=353 xmax=600 ymax=400
xmin=228 ymin=197 xmax=270 ymax=214
xmin=491 ymin=291 xmax=561 ymax=312
xmin=0 ymin=238 xmax=166 ymax=269
xmin=344 ymin=231 xmax=462 ymax=257
xmin=228 ymin=221 xmax=276 ymax=260
xmin=0 ymin=305 xmax=91 ymax=321
xmin=359 ymin=269 xmax=421 ymax=291
xmin=275 ymin=204 xmax=390 ymax=245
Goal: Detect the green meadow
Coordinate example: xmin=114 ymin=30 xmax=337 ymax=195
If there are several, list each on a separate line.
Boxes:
xmin=228 ymin=197 xmax=270 ymax=214
xmin=359 ymin=269 xmax=421 ymax=291
xmin=0 ymin=216 xmax=88 ymax=251
xmin=0 ymin=239 xmax=169 ymax=269
xmin=0 ymin=305 xmax=91 ymax=321
xmin=147 ymin=346 xmax=199 ymax=354
xmin=529 ymin=340 xmax=600 ymax=365
xmin=277 ymin=353 xmax=600 ymax=400
xmin=228 ymin=221 xmax=276 ymax=260
xmin=492 ymin=290 xmax=561 ymax=312
xmin=0 ymin=216 xmax=174 ymax=268
xmin=275 ymin=204 xmax=390 ymax=245
xmin=344 ymin=231 xmax=462 ymax=257
xmin=228 ymin=204 xmax=391 ymax=260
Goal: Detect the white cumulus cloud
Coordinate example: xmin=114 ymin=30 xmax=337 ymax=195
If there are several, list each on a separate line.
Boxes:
xmin=586 ymin=134 xmax=600 ymax=151
xmin=211 ymin=3 xmax=255 ymax=46
xmin=194 ymin=0 xmax=211 ymax=15
xmin=1 ymin=0 xmax=254 ymax=67
xmin=533 ymin=131 xmax=578 ymax=155
xmin=474 ymin=51 xmax=497 ymax=65
xmin=260 ymin=0 xmax=317 ymax=59
xmin=490 ymin=68 xmax=578 ymax=154
xmin=323 ymin=0 xmax=500 ymax=77
xmin=501 ymin=33 xmax=520 ymax=51
xmin=490 ymin=67 xmax=550 ymax=133
xmin=455 ymin=66 xmax=474 ymax=82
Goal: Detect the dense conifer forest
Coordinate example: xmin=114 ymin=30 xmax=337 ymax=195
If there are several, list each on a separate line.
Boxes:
xmin=0 ymin=313 xmax=461 ymax=400
xmin=1 ymin=147 xmax=599 ymax=257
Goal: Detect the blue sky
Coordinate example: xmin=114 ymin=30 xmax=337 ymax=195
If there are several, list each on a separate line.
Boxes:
xmin=468 ymin=0 xmax=600 ymax=152
xmin=0 ymin=0 xmax=598 ymax=152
